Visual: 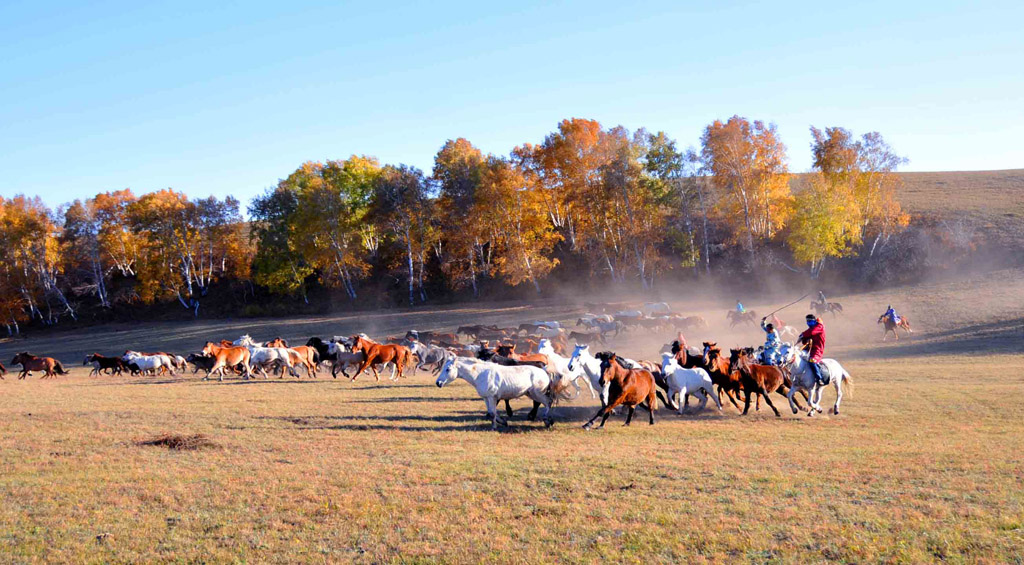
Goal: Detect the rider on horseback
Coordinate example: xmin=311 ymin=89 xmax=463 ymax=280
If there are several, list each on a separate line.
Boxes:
xmin=818 ymin=290 xmax=827 ymax=305
xmin=883 ymin=305 xmax=900 ymax=324
xmin=760 ymin=317 xmax=781 ymax=365
xmin=799 ymin=314 xmax=827 ymax=386
xmin=736 ymin=300 xmax=746 ymax=314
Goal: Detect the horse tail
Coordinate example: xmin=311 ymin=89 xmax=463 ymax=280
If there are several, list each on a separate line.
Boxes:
xmin=841 ymin=370 xmax=853 ymax=398
xmin=547 ymin=373 xmax=577 ymax=404
xmin=54 ymin=361 xmax=68 ymax=375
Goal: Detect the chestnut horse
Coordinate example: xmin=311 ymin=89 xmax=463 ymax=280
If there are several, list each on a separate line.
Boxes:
xmin=200 ymin=342 xmax=253 ymax=382
xmin=11 ymin=352 xmax=68 ymax=379
xmin=582 ymin=352 xmax=658 ymax=430
xmin=702 ymin=343 xmax=744 ymax=411
xmin=729 ymin=349 xmax=785 ymax=417
xmin=349 ymin=335 xmax=411 ymax=381
xmin=878 ymin=314 xmax=913 ymax=341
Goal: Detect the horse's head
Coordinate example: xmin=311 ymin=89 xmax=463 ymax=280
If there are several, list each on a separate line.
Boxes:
xmin=660 ymin=351 xmax=676 ymax=374
xmin=702 ymin=342 xmax=716 ymax=363
xmin=435 ymin=356 xmax=458 ymax=388
xmin=567 ymin=343 xmax=588 ymax=371
xmin=594 ymin=351 xmax=617 ymax=383
xmin=496 ymin=344 xmax=514 ymax=357
xmin=201 ymin=342 xmax=216 ymax=355
xmin=728 ymin=348 xmax=743 ymax=366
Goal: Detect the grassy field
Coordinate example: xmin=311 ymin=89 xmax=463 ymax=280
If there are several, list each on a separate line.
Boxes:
xmin=2 ymin=270 xmax=1024 ymax=562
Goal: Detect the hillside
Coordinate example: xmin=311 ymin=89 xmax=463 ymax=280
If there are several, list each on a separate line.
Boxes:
xmin=793 ymin=168 xmax=1024 ymax=250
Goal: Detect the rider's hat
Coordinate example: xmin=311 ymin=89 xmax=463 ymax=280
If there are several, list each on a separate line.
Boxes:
xmin=806 ymin=313 xmax=816 ymax=320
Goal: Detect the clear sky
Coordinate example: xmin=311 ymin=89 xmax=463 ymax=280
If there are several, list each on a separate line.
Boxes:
xmin=2 ymin=0 xmax=1022 ymax=210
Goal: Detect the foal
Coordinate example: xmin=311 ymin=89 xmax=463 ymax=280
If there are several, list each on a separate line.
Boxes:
xmin=583 ymin=352 xmax=657 ymax=430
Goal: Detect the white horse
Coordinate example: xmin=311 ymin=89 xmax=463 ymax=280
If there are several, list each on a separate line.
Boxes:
xmin=567 ymin=344 xmax=642 ymax=407
xmin=122 ymin=351 xmax=175 ymax=375
xmin=233 ymin=335 xmax=300 ymax=378
xmin=642 ymin=302 xmax=671 ymax=316
xmin=537 ymin=339 xmax=586 ymax=398
xmin=536 ymin=326 xmax=564 ymax=339
xmin=435 ymin=356 xmax=556 ymax=429
xmin=533 ymin=320 xmax=561 ymax=329
xmin=660 ymin=353 xmax=721 ymax=414
xmin=782 ymin=348 xmax=853 ymax=416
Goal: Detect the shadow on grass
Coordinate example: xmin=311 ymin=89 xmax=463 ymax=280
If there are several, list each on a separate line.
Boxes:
xmin=845 ymin=317 xmax=1024 ymax=360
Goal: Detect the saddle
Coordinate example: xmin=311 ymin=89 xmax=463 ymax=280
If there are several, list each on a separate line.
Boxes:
xmin=812 ymin=361 xmax=832 ymax=385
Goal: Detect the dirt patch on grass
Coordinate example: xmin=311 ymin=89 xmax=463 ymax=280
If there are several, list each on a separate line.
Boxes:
xmin=137 ymin=433 xmax=218 ymax=450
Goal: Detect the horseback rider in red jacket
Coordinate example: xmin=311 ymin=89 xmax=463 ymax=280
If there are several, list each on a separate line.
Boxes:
xmin=799 ymin=314 xmax=827 ymax=385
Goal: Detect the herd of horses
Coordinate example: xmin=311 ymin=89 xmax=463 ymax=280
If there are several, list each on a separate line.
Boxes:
xmin=1 ymin=300 xmax=878 ymax=431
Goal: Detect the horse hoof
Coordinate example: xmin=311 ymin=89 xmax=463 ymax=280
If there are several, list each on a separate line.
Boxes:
xmin=544 ymin=419 xmax=553 ymax=428
xmin=582 ymin=424 xmax=592 ymax=431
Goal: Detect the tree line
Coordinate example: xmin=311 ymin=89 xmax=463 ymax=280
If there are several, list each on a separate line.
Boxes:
xmin=0 ymin=116 xmax=909 ymax=332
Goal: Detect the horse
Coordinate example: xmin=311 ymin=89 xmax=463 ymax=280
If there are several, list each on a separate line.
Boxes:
xmin=582 ymin=352 xmax=657 ymax=430
xmin=11 ymin=352 xmax=68 ymax=379
xmin=84 ymin=353 xmax=126 ymax=376
xmin=702 ymin=342 xmax=744 ymax=411
xmin=263 ymin=337 xmax=289 ymax=348
xmin=407 ymin=341 xmax=448 ymax=375
xmin=727 ymin=310 xmax=758 ymax=328
xmin=476 ymin=348 xmax=550 ymax=420
xmin=568 ymin=330 xmax=605 ymax=346
xmin=878 ymin=314 xmax=913 ymax=341
xmin=811 ymin=301 xmax=844 ymax=318
xmin=186 ymin=353 xmax=217 ymax=375
xmin=200 ymin=342 xmax=254 ymax=381
xmin=495 ymin=344 xmax=548 ymax=365
xmin=670 ymin=315 xmax=708 ymax=330
xmin=660 ymin=352 xmax=720 ymax=414
xmin=0 ymin=360 xmax=5 ymax=379
xmin=435 ymin=356 xmax=559 ymax=429
xmin=567 ymin=344 xmax=644 ymax=407
xmin=642 ymin=302 xmax=672 ymax=316
xmin=349 ymin=335 xmax=412 ymax=381
xmin=233 ymin=336 xmax=301 ymax=379
xmin=782 ymin=350 xmax=853 ymax=416
xmin=122 ymin=351 xmax=176 ymax=376
xmin=728 ymin=349 xmax=786 ymax=417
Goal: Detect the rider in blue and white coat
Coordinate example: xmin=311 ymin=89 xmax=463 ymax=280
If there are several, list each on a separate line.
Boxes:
xmin=884 ymin=304 xmax=900 ymax=324
xmin=760 ymin=316 xmax=781 ymax=365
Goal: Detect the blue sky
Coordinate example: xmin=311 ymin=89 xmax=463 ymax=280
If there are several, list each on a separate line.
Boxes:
xmin=2 ymin=0 xmax=1022 ymax=210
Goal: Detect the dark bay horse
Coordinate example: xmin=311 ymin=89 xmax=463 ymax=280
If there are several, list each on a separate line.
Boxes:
xmin=729 ymin=349 xmax=786 ymax=417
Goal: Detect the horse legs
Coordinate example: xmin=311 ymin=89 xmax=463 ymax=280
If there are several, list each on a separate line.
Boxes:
xmin=624 ymin=406 xmax=636 ymax=426
xmin=676 ymin=387 xmax=687 ymax=414
xmin=742 ymin=387 xmax=753 ymax=415
xmin=485 ymin=397 xmax=503 ymax=429
xmin=832 ymin=377 xmax=844 ymax=415
xmin=788 ymin=385 xmax=800 ymax=414
xmin=504 ymin=399 xmax=514 ymax=418
xmin=722 ymin=387 xmax=743 ymax=412
xmin=761 ymin=391 xmax=781 ymax=417
xmin=584 ymin=398 xmax=623 ymax=430
xmin=695 ymin=388 xmax=709 ymax=412
xmin=526 ymin=401 xmax=540 ymax=421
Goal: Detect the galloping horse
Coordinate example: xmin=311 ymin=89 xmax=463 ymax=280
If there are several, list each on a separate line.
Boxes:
xmin=200 ymin=342 xmax=253 ymax=381
xmin=702 ymin=343 xmax=744 ymax=411
xmin=582 ymin=352 xmax=658 ymax=430
xmin=811 ymin=301 xmax=844 ymax=318
xmin=782 ymin=349 xmax=853 ymax=416
xmin=11 ymin=352 xmax=68 ymax=379
xmin=878 ymin=314 xmax=913 ymax=341
xmin=435 ymin=356 xmax=560 ymax=429
xmin=727 ymin=310 xmax=758 ymax=328
xmin=349 ymin=335 xmax=412 ymax=381
xmin=84 ymin=353 xmax=127 ymax=376
xmin=729 ymin=349 xmax=785 ymax=417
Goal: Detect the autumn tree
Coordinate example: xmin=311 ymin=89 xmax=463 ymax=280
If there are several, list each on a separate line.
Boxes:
xmin=287 ymin=157 xmax=380 ymax=300
xmin=433 ymin=138 xmax=489 ymax=296
xmin=701 ymin=116 xmax=792 ymax=254
xmin=62 ymin=199 xmax=111 ymax=307
xmin=248 ymin=185 xmax=313 ymax=299
xmin=371 ymin=165 xmax=435 ymax=306
xmin=0 ymin=196 xmax=76 ymax=323
xmin=476 ymin=158 xmax=560 ymax=293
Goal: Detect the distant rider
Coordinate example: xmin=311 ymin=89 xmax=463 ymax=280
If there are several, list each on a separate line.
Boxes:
xmin=818 ymin=290 xmax=828 ymax=305
xmin=736 ymin=300 xmax=746 ymax=314
xmin=883 ymin=305 xmax=900 ymax=324
xmin=799 ymin=314 xmax=827 ymax=385
xmin=760 ymin=317 xmax=781 ymax=365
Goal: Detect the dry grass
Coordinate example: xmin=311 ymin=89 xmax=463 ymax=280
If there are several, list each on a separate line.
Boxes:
xmin=138 ymin=433 xmax=218 ymax=451
xmin=2 ymin=271 xmax=1024 ymax=562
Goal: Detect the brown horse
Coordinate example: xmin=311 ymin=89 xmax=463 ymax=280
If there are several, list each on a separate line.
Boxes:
xmin=84 ymin=353 xmax=127 ymax=376
xmin=495 ymin=344 xmax=548 ymax=365
xmin=568 ymin=330 xmax=605 ymax=346
xmin=583 ymin=352 xmax=658 ymax=430
xmin=729 ymin=349 xmax=785 ymax=417
xmin=11 ymin=352 xmax=68 ymax=379
xmin=671 ymin=315 xmax=708 ymax=330
xmin=200 ymin=342 xmax=253 ymax=382
xmin=702 ymin=342 xmax=744 ymax=411
xmin=878 ymin=315 xmax=913 ymax=341
xmin=288 ymin=345 xmax=319 ymax=377
xmin=349 ymin=335 xmax=411 ymax=381
xmin=811 ymin=301 xmax=844 ymax=318
xmin=727 ymin=310 xmax=758 ymax=328
xmin=264 ymin=337 xmax=289 ymax=348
